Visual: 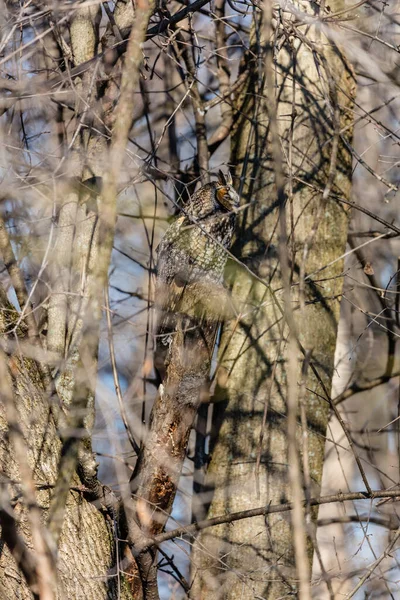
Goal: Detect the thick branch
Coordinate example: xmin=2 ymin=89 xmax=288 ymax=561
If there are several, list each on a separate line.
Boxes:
xmin=130 ymin=283 xmax=220 ymax=598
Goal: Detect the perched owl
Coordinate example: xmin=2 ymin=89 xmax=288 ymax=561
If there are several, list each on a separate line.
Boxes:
xmin=154 ymin=170 xmax=239 ymax=382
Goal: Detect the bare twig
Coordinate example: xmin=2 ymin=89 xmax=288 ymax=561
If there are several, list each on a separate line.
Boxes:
xmin=105 ymin=286 xmax=140 ymax=455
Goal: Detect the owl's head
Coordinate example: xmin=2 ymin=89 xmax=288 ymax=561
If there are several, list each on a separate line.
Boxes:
xmin=215 ymin=170 xmax=240 ymax=212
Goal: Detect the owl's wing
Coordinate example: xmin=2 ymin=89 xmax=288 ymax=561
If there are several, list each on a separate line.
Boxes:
xmin=155 ymin=215 xmax=184 ymax=253
xmin=155 ymin=215 xmax=192 ymax=285
xmin=154 ymin=216 xmax=191 ymax=381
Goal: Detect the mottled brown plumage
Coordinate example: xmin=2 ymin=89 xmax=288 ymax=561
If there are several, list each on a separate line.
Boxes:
xmin=154 ymin=171 xmax=239 ymax=382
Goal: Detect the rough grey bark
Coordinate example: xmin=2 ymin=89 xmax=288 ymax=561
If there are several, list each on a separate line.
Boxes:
xmin=191 ymin=7 xmax=355 ymax=599
xmin=0 ymin=288 xmax=120 ymax=600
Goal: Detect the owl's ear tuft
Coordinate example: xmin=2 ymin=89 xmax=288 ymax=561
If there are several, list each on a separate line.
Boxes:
xmin=217 ymin=169 xmax=233 ymax=186
xmin=217 ymin=170 xmax=227 ymax=186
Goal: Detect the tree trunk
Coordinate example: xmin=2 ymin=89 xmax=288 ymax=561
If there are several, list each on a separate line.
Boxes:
xmin=191 ymin=8 xmax=355 ymax=599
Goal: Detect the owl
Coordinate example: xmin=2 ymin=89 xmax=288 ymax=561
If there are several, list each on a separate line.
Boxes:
xmin=154 ymin=170 xmax=239 ymax=382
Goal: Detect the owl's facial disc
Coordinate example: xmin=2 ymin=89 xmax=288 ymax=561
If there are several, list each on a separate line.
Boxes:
xmin=216 ymin=186 xmax=239 ymax=212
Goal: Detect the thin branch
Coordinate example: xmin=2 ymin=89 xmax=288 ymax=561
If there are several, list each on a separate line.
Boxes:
xmin=105 ymin=286 xmax=140 ymax=455
xmin=174 ymin=26 xmax=209 ymax=183
xmin=334 ymin=372 xmax=400 ymax=406
xmin=345 ymin=529 xmax=400 ymax=599
xmin=207 ymin=0 xmax=233 ymax=152
xmin=138 ymin=489 xmax=400 ymax=552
